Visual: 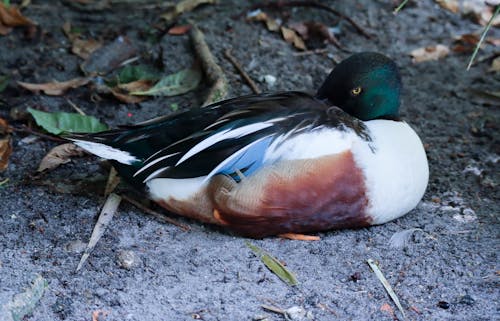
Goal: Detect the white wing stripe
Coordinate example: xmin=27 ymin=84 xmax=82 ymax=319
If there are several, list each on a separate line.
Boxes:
xmin=143 ymin=166 xmax=171 ymax=183
xmin=176 ymin=122 xmax=273 ymax=166
xmin=133 ymin=152 xmax=181 ymax=177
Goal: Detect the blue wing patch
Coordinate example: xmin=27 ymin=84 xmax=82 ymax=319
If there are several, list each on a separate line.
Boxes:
xmin=205 ymin=135 xmax=274 ymax=182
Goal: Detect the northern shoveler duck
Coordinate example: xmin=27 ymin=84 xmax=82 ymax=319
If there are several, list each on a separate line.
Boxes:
xmin=67 ymin=52 xmax=429 ymax=238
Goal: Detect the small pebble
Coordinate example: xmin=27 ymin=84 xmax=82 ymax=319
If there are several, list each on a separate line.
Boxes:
xmin=65 ymin=240 xmax=86 ymax=253
xmin=285 ymin=306 xmax=313 ymax=320
xmin=350 ymin=272 xmax=362 ymax=282
xmin=117 ymin=250 xmax=140 ymax=269
xmin=459 ymin=295 xmax=475 ymax=305
xmin=437 ymin=301 xmax=450 ymax=309
xmin=260 ymin=74 xmax=277 ymax=86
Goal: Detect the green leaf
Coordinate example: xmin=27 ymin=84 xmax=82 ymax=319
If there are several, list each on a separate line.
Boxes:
xmin=1 ymin=274 xmax=48 ymax=321
xmin=116 ymin=65 xmax=161 ymax=84
xmin=169 ymin=103 xmax=179 ymax=112
xmin=27 ymin=108 xmax=107 ymax=135
xmin=0 ymin=75 xmax=9 ymax=93
xmin=131 ymin=67 xmax=201 ymax=96
xmin=246 ymin=241 xmax=298 ymax=286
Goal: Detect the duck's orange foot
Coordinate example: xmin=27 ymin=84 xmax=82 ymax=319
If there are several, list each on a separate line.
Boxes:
xmin=213 ymin=209 xmax=229 ymax=226
xmin=278 ymin=233 xmax=321 ymax=241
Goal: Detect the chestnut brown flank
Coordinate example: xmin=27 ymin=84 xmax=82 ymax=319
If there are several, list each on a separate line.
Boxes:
xmin=210 ymin=151 xmax=371 ymax=238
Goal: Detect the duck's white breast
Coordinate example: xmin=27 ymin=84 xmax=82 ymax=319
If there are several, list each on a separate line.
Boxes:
xmin=352 ymin=119 xmax=429 ymax=224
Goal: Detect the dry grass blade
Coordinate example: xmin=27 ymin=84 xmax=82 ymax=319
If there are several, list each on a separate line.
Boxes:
xmin=467 ymin=5 xmax=500 ymax=70
xmin=393 ymin=0 xmax=409 ymax=14
xmin=18 ymin=77 xmax=92 ymax=96
xmin=104 ymin=167 xmax=120 ymax=196
xmin=76 ymin=193 xmax=122 ymax=272
xmin=367 ymin=259 xmax=406 ymax=320
xmin=224 ymin=49 xmax=261 ymax=94
xmin=246 ymin=241 xmax=298 ymax=286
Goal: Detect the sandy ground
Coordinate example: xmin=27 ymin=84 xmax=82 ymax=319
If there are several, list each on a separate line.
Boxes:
xmin=0 ymin=1 xmax=498 ymax=320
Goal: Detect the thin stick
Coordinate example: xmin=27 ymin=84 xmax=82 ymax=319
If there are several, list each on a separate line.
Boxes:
xmin=66 ymin=99 xmax=86 ymax=115
xmin=224 ymin=49 xmax=261 ymax=94
xmin=13 ymin=125 xmax=66 ymax=142
xmin=261 ymin=304 xmax=285 ymax=315
xmin=121 ymin=194 xmax=191 ymax=231
xmin=292 ymin=48 xmax=329 ymax=57
xmin=467 ymin=5 xmax=500 ymax=70
xmin=251 ymin=1 xmax=373 ymax=39
xmin=190 ymin=25 xmax=228 ymax=105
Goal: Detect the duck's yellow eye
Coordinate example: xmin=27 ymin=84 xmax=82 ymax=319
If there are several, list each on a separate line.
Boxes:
xmin=351 ymin=87 xmax=362 ymax=96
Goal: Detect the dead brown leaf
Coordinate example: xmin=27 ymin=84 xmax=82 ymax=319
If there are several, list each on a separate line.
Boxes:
xmin=452 ymin=33 xmax=480 ymax=53
xmin=0 ymin=2 xmax=35 ymax=26
xmin=0 ymin=2 xmax=35 ymax=35
xmin=18 ymin=77 xmax=92 ymax=95
xmin=462 ymin=1 xmax=500 ymax=26
xmin=91 ymin=309 xmax=109 ymax=321
xmin=0 ymin=137 xmax=12 ymax=171
xmin=289 ymin=21 xmax=341 ymax=49
xmin=281 ymin=26 xmax=306 ymax=50
xmin=380 ymin=303 xmax=395 ymax=317
xmin=62 ymin=21 xmax=78 ymax=41
xmin=0 ymin=118 xmax=12 ymax=171
xmin=486 ymin=37 xmax=500 ymax=46
xmin=247 ymin=10 xmax=281 ymax=32
xmin=490 ymin=56 xmax=500 ymax=72
xmin=110 ymin=79 xmax=152 ymax=103
xmin=161 ymin=0 xmax=216 ymax=21
xmin=72 ymin=38 xmax=102 ymax=60
xmin=109 ymin=89 xmax=144 ymax=103
xmin=435 ymin=0 xmax=459 ymax=13
xmin=410 ymin=44 xmax=450 ymax=63
xmin=168 ymin=24 xmax=192 ymax=35
xmin=38 ymin=143 xmax=85 ymax=172
xmin=117 ymin=79 xmax=152 ymax=92
xmin=62 ymin=22 xmax=102 ymax=59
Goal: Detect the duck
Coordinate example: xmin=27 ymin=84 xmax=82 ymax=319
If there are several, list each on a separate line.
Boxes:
xmin=67 ymin=52 xmax=429 ymax=238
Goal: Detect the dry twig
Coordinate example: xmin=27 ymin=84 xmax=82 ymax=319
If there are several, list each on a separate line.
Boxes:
xmin=224 ymin=49 xmax=261 ymax=94
xmin=190 ymin=25 xmax=228 ymax=105
xmin=13 ymin=125 xmax=66 ymax=142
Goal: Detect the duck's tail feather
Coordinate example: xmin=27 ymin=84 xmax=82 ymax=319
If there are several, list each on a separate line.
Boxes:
xmin=65 ymin=133 xmax=140 ymax=165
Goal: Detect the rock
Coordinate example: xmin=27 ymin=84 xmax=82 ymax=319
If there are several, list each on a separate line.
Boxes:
xmin=117 ymin=250 xmax=141 ymax=269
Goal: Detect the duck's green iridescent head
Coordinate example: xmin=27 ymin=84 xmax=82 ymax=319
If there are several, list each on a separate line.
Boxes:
xmin=316 ymin=52 xmax=402 ymax=121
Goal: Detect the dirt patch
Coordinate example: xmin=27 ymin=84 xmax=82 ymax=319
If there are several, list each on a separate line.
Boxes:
xmin=0 ymin=1 xmax=498 ymax=320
